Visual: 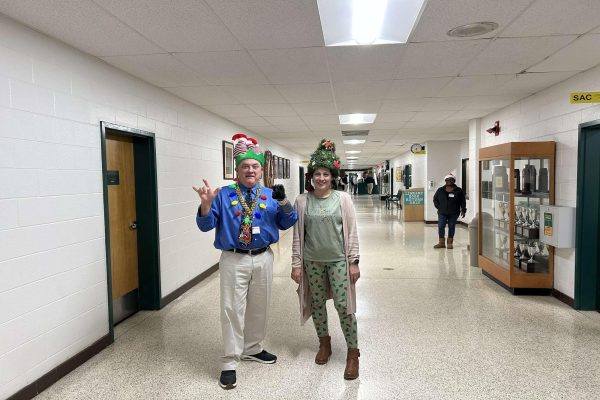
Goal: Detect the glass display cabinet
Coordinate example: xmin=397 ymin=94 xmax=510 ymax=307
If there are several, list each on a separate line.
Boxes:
xmin=478 ymin=142 xmax=555 ymax=292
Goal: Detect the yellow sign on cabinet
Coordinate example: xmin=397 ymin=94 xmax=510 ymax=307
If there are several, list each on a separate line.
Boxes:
xmin=570 ymin=92 xmax=600 ymax=103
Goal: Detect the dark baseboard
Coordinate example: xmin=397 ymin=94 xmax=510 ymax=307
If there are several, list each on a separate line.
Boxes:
xmin=8 ymin=334 xmax=113 ymax=400
xmin=551 ymin=289 xmax=575 ymax=308
xmin=482 ymin=270 xmax=551 ymax=295
xmin=160 ymin=263 xmax=219 ymax=308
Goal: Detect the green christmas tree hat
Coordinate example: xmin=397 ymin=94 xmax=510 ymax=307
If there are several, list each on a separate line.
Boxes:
xmin=308 ymin=139 xmax=341 ymax=177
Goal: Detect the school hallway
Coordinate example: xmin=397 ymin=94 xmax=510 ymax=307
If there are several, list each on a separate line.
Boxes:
xmin=30 ymin=196 xmax=600 ymax=400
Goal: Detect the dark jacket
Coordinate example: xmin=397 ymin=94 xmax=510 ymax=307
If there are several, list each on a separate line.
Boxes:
xmin=365 ymin=176 xmax=375 ymax=184
xmin=433 ymin=185 xmax=466 ymax=215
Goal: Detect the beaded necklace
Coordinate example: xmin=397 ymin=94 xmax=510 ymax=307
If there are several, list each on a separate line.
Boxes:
xmin=234 ymin=183 xmax=262 ymax=246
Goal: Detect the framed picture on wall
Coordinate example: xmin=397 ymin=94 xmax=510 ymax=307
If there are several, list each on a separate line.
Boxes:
xmin=285 ymin=159 xmax=290 ymax=179
xmin=222 ymin=140 xmax=234 ymax=180
xmin=273 ymin=156 xmax=279 ymax=179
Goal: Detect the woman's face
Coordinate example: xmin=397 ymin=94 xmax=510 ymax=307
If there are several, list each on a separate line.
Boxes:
xmin=312 ymin=168 xmax=333 ymax=191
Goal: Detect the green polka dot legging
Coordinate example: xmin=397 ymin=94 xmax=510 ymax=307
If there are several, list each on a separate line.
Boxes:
xmin=304 ymin=260 xmax=358 ymax=348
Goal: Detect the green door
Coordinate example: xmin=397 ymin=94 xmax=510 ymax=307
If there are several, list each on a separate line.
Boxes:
xmin=299 ymin=166 xmax=305 ymax=194
xmin=575 ymin=123 xmax=600 ymax=309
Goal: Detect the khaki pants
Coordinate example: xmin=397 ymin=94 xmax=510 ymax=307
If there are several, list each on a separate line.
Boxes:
xmin=367 ymin=183 xmax=374 ymax=194
xmin=219 ymin=248 xmax=274 ymax=370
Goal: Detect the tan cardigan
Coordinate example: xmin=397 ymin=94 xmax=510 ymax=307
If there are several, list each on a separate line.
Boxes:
xmin=292 ymin=191 xmax=360 ymax=325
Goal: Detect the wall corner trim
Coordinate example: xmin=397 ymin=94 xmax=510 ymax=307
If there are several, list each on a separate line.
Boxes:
xmin=551 ymin=289 xmax=575 ymax=308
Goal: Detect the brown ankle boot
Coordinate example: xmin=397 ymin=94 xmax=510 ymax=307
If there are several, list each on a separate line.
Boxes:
xmin=433 ymin=238 xmax=446 ymax=249
xmin=315 ymin=336 xmax=332 ymax=365
xmin=344 ymin=348 xmax=360 ymax=380
xmin=447 ymin=238 xmax=454 ymax=249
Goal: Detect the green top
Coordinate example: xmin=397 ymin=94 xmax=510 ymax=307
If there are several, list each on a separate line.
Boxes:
xmin=304 ymin=191 xmax=345 ymax=262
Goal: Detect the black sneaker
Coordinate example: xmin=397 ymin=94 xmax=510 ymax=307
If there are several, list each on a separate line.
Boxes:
xmin=219 ymin=370 xmax=236 ymax=390
xmin=241 ymin=350 xmax=277 ymax=364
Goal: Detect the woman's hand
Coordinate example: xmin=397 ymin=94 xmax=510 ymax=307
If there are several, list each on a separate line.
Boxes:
xmin=349 ymin=263 xmax=360 ymax=284
xmin=291 ymin=267 xmax=302 ymax=284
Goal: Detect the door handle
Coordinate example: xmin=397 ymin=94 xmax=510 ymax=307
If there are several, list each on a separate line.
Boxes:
xmin=129 ymin=221 xmax=137 ymax=230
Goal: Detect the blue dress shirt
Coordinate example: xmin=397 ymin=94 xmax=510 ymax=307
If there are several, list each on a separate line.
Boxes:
xmin=196 ymin=183 xmax=298 ymax=250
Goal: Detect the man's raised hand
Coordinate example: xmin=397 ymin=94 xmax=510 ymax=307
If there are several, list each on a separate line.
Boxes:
xmin=193 ymin=179 xmax=221 ymax=205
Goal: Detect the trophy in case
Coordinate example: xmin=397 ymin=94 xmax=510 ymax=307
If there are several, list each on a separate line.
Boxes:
xmin=514 ymin=240 xmax=521 ymax=258
xmin=493 ymin=165 xmax=508 ymax=191
xmin=521 ymin=164 xmax=537 ymax=195
xmin=527 ymin=242 xmax=538 ymax=264
xmin=538 ymin=167 xmax=549 ymax=193
xmin=514 ymin=169 xmax=521 ymax=193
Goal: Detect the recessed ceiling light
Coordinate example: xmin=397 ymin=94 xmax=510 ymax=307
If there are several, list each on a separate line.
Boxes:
xmin=346 ymin=150 xmax=361 ymax=154
xmin=339 ymin=113 xmax=377 ymax=125
xmin=447 ymin=22 xmax=498 ymax=38
xmin=317 ymin=0 xmax=427 ymax=46
xmin=344 ymin=139 xmax=366 ymax=145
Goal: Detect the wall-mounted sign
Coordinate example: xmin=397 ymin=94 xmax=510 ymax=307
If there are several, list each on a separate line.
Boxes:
xmin=404 ymin=190 xmax=424 ymax=205
xmin=410 ymin=144 xmax=426 ymax=155
xmin=543 ymin=212 xmax=553 ymax=236
xmin=107 ymin=170 xmax=120 ymax=185
xmin=570 ymin=92 xmax=600 ymax=104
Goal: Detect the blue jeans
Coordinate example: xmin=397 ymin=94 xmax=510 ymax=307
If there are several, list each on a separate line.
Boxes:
xmin=438 ymin=213 xmax=459 ymax=239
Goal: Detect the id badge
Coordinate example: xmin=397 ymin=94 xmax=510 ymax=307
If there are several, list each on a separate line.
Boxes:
xmin=449 ymin=193 xmax=455 ymax=198
xmin=252 ymin=226 xmax=261 ymax=234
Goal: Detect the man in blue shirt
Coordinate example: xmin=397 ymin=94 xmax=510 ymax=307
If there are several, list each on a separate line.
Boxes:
xmin=194 ymin=134 xmax=297 ymax=390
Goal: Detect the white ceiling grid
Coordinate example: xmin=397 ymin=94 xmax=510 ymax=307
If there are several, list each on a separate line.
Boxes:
xmin=0 ymin=0 xmax=599 ymax=167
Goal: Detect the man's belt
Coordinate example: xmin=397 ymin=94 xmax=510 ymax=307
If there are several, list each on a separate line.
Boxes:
xmin=227 ymin=246 xmax=270 ymax=256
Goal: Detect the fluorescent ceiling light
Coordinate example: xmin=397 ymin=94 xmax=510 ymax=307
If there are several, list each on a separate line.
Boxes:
xmin=343 ymin=139 xmax=366 ymax=145
xmin=345 ymin=150 xmax=361 ymax=154
xmin=339 ymin=113 xmax=376 ymax=125
xmin=317 ymin=0 xmax=427 ymax=46
xmin=347 ymin=157 xmax=359 ymax=160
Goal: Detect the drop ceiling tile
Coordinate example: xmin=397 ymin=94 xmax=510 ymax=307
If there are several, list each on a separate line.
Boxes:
xmin=250 ymin=47 xmax=329 ymax=84
xmin=529 ymin=34 xmax=600 ymax=73
xmin=203 ymin=104 xmax=258 ymax=118
xmin=165 ymin=86 xmax=240 ymax=105
xmin=421 ymin=97 xmax=472 ymax=111
xmin=409 ymin=0 xmax=532 ymax=42
xmin=301 ymin=115 xmax=340 ymax=126
xmin=446 ymin=108 xmax=497 ymax=120
xmin=396 ymin=40 xmax=489 ymax=79
xmin=251 ymin=126 xmax=284 ymax=134
xmin=0 ymin=0 xmax=164 ymax=56
xmin=332 ymin=81 xmax=393 ymax=101
xmin=276 ymin=83 xmax=334 ymax=103
xmin=439 ymin=75 xmax=515 ymax=97
xmin=462 ymin=36 xmax=576 ymax=75
xmin=462 ymin=95 xmax=523 ymax=110
xmin=204 ymin=0 xmax=324 ymax=49
xmin=336 ymin=100 xmax=381 ymax=114
xmin=101 ymin=54 xmax=205 ymax=87
xmin=174 ymin=51 xmax=268 ymax=85
xmin=225 ymin=116 xmax=271 ymax=127
xmin=223 ymin=85 xmax=287 ymax=104
xmin=386 ymin=77 xmax=454 ymax=98
xmin=502 ymin=0 xmax=600 ymax=37
xmin=327 ymin=45 xmax=406 ymax=82
xmin=246 ymin=103 xmax=298 ymax=117
xmin=264 ymin=115 xmax=306 ymax=126
xmin=498 ymin=71 xmax=579 ymax=94
xmin=410 ymin=111 xmax=455 ymax=122
xmin=94 ymin=0 xmax=241 ymax=52
xmin=291 ymin=102 xmax=338 ymax=116
xmin=376 ymin=112 xmax=417 ymax=123
xmin=380 ymin=98 xmax=427 ymax=113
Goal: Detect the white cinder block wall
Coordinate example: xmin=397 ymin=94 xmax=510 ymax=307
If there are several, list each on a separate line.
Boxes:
xmin=478 ymin=64 xmax=600 ymax=298
xmin=0 ymin=16 xmax=302 ymax=398
xmin=390 ymin=150 xmax=426 ymax=193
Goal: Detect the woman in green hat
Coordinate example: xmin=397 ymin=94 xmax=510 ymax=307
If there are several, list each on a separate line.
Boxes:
xmin=291 ymin=139 xmax=361 ymax=380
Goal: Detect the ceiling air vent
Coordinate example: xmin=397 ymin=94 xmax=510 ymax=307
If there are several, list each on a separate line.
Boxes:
xmin=341 ymin=130 xmax=369 ymax=136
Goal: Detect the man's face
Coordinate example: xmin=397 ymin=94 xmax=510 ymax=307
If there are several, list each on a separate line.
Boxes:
xmin=445 ymin=178 xmax=455 ymax=186
xmin=236 ymin=159 xmax=262 ymax=187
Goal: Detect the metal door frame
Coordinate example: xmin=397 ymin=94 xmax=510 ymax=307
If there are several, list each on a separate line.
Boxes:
xmin=100 ymin=122 xmax=161 ymax=339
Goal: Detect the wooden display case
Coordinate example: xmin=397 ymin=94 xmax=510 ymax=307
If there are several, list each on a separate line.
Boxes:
xmin=478 ymin=142 xmax=556 ymax=292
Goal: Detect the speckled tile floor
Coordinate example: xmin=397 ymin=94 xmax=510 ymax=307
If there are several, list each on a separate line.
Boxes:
xmin=35 ymin=196 xmax=600 ymax=399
